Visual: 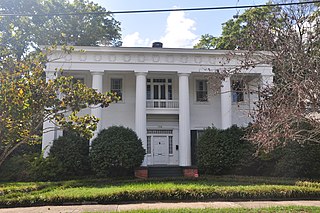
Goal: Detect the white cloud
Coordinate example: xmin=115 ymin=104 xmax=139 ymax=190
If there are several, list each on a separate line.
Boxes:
xmin=122 ymin=32 xmax=150 ymax=47
xmin=121 ymin=10 xmax=200 ymax=48
xmin=160 ymin=10 xmax=199 ymax=48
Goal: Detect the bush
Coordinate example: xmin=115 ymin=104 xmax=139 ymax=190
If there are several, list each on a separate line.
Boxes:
xmin=90 ymin=126 xmax=145 ymax=177
xmin=0 ymin=144 xmax=41 ymax=181
xmin=197 ymin=125 xmax=255 ymax=175
xmin=31 ymin=131 xmax=90 ymax=181
xmin=273 ymin=142 xmax=320 ymax=178
xmin=0 ymin=154 xmax=35 ymax=181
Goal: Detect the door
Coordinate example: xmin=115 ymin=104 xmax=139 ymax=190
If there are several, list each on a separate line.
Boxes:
xmin=153 ymin=83 xmax=166 ymax=108
xmin=153 ymin=136 xmax=168 ymax=165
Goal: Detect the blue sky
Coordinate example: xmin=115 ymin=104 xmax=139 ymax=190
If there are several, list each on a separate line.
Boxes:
xmin=92 ymin=0 xmax=267 ymax=48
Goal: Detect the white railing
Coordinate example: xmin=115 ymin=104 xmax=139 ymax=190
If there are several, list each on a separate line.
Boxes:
xmin=146 ymin=100 xmax=179 ymax=109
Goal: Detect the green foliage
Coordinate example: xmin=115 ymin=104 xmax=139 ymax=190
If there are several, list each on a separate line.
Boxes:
xmin=273 ymin=142 xmax=320 ymax=178
xmin=0 ymin=0 xmax=121 ymax=58
xmin=0 ymin=154 xmax=34 ymax=181
xmin=0 ymin=49 xmax=119 ymax=168
xmin=30 ymin=155 xmax=64 ymax=181
xmin=194 ymin=5 xmax=278 ymax=50
xmin=0 ymin=177 xmax=319 ymax=207
xmin=197 ymin=125 xmax=255 ymax=175
xmin=49 ymin=131 xmax=91 ymax=179
xmin=0 ymin=143 xmax=41 ymax=181
xmin=90 ymin=126 xmax=146 ymax=177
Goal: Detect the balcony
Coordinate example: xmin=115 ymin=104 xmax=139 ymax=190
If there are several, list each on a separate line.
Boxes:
xmin=146 ymin=100 xmax=179 ymax=114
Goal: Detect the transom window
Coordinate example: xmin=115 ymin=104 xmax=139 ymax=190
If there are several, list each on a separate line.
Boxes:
xmin=111 ymin=78 xmax=123 ymax=100
xmin=232 ymin=80 xmax=245 ymax=102
xmin=196 ymin=80 xmax=208 ymax=102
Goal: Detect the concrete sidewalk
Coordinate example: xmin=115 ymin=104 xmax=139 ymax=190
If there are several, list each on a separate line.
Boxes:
xmin=0 ymin=201 xmax=320 ymax=213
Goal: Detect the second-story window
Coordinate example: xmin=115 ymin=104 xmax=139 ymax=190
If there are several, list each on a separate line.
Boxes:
xmin=196 ymin=80 xmax=208 ymax=102
xmin=232 ymin=80 xmax=245 ymax=102
xmin=111 ymin=78 xmax=123 ymax=100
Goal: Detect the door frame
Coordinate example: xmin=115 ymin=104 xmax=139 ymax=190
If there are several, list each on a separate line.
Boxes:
xmin=147 ymin=129 xmax=174 ymax=165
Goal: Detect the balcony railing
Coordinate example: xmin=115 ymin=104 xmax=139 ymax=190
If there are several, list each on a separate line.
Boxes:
xmin=146 ymin=100 xmax=179 ymax=109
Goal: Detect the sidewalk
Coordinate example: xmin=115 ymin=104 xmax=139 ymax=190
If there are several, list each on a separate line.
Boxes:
xmin=0 ymin=201 xmax=320 ymax=213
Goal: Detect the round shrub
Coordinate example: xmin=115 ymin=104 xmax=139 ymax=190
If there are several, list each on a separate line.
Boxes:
xmin=39 ymin=131 xmax=91 ymax=180
xmin=90 ymin=126 xmax=145 ymax=177
xmin=197 ymin=125 xmax=255 ymax=175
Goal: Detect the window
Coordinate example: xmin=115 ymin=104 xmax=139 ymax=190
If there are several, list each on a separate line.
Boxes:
xmin=168 ymin=136 xmax=173 ymax=154
xmin=146 ymin=78 xmax=173 ymax=108
xmin=196 ymin=80 xmax=208 ymax=102
xmin=147 ymin=136 xmax=151 ymax=154
xmin=232 ymin=80 xmax=245 ymax=102
xmin=111 ymin=78 xmax=123 ymax=100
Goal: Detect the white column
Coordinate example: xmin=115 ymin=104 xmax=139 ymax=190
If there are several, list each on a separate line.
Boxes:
xmin=135 ymin=71 xmax=148 ymax=166
xmin=221 ymin=77 xmax=232 ymax=129
xmin=178 ymin=73 xmax=191 ymax=167
xmin=90 ymin=71 xmax=104 ymax=142
xmin=42 ymin=71 xmax=57 ymax=157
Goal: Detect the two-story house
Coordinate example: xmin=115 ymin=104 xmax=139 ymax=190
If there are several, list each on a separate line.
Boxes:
xmin=42 ymin=44 xmax=273 ymax=174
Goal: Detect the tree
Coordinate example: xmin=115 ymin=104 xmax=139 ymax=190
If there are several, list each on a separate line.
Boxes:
xmin=0 ymin=0 xmax=121 ymax=58
xmin=194 ymin=4 xmax=278 ymax=50
xmin=197 ymin=1 xmax=320 ymax=151
xmin=0 ymin=47 xmax=119 ymax=167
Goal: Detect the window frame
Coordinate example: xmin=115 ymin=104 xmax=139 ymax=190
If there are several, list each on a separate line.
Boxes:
xmin=195 ymin=79 xmax=209 ymax=103
xmin=232 ymin=79 xmax=245 ymax=103
xmin=110 ymin=77 xmax=124 ymax=102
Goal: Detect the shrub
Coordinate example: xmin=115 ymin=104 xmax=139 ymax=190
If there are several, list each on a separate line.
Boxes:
xmin=197 ymin=125 xmax=255 ymax=175
xmin=0 ymin=144 xmax=41 ymax=181
xmin=273 ymin=142 xmax=320 ymax=178
xmin=90 ymin=126 xmax=145 ymax=177
xmin=31 ymin=131 xmax=91 ymax=181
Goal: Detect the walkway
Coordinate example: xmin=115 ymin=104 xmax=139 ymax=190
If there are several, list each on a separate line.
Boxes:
xmin=0 ymin=200 xmax=320 ymax=213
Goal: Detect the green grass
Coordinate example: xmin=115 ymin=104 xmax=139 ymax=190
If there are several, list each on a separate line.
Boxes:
xmin=106 ymin=206 xmax=320 ymax=213
xmin=0 ymin=176 xmax=319 ymax=207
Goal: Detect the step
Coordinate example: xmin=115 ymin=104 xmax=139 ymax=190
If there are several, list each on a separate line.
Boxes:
xmin=148 ymin=166 xmax=183 ymax=178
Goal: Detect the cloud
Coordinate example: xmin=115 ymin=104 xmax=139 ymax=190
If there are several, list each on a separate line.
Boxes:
xmin=122 ymin=32 xmax=150 ymax=47
xmin=160 ymin=10 xmax=199 ymax=48
xmin=121 ymin=10 xmax=199 ymax=48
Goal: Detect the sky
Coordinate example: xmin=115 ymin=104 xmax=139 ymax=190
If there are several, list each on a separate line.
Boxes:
xmin=92 ymin=0 xmax=268 ymax=48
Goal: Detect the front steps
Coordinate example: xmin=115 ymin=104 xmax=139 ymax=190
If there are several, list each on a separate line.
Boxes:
xmin=135 ymin=166 xmax=198 ymax=178
xmin=148 ymin=166 xmax=183 ymax=178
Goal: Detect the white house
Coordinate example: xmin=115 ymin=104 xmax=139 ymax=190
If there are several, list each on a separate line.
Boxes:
xmin=42 ymin=44 xmax=273 ymax=170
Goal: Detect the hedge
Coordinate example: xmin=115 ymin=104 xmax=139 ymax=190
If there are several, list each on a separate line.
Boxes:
xmin=0 ymin=184 xmax=319 ymax=207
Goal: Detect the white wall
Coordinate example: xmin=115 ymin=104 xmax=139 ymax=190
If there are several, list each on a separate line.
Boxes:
xmin=102 ymin=71 xmax=136 ymax=129
xmin=190 ymin=73 xmax=222 ymax=129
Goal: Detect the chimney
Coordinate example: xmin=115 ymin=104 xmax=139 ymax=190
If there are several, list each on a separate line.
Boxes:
xmin=152 ymin=42 xmax=163 ymax=48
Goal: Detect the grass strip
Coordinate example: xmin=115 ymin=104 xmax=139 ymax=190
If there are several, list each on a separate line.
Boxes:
xmin=0 ymin=177 xmax=319 ymax=207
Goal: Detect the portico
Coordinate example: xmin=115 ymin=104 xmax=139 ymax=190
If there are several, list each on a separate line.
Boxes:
xmin=42 ymin=46 xmax=273 ymax=167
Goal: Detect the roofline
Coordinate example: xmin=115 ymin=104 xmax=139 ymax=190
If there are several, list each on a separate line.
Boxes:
xmin=43 ymin=45 xmax=271 ymax=56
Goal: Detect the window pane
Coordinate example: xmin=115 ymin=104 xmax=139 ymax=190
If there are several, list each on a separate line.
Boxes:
xmin=154 ymin=85 xmax=159 ymax=99
xmin=232 ymin=80 xmax=244 ymax=102
xmin=146 ymin=85 xmax=151 ymax=100
xmin=111 ymin=78 xmax=123 ymax=100
xmin=168 ymin=85 xmax=172 ymax=100
xmin=160 ymin=84 xmax=166 ymax=99
xmin=196 ymin=80 xmax=208 ymax=102
xmin=147 ymin=136 xmax=151 ymax=154
xmin=169 ymin=136 xmax=173 ymax=154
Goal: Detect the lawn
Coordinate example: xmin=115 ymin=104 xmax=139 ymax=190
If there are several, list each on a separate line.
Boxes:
xmin=0 ymin=176 xmax=319 ymax=207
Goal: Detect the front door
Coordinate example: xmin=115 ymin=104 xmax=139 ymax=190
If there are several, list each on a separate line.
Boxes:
xmin=153 ymin=136 xmax=168 ymax=165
